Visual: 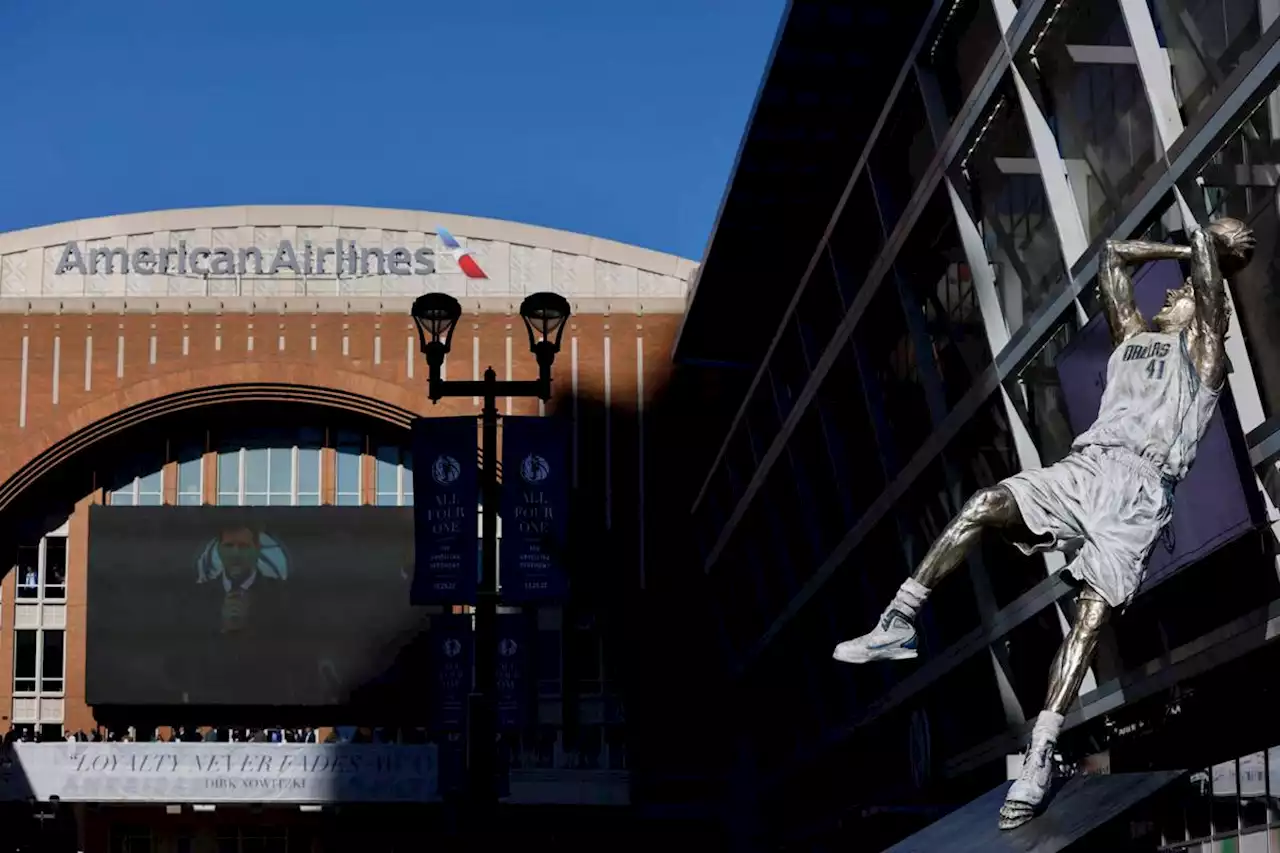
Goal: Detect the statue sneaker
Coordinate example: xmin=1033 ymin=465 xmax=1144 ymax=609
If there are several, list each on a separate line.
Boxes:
xmin=999 ymin=734 xmax=1056 ymax=830
xmin=832 ymin=608 xmax=918 ymax=664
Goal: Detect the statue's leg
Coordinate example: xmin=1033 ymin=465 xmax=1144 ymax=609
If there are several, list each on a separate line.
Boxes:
xmin=833 ymin=486 xmax=1023 ymax=664
xmin=998 ymin=585 xmax=1111 ymax=830
xmin=912 ymin=485 xmax=1024 ymax=588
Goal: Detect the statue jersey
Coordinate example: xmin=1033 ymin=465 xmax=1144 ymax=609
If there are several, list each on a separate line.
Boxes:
xmin=1072 ymin=331 xmax=1221 ymax=483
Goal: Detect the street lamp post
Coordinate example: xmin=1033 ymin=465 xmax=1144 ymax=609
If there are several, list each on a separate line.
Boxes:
xmin=411 ymin=291 xmax=571 ymax=815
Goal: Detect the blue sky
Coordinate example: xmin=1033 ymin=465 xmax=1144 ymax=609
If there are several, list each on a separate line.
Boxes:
xmin=0 ymin=0 xmax=784 ymax=260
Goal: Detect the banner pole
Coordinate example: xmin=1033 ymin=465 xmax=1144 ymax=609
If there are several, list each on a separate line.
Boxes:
xmin=469 ymin=366 xmax=501 ymax=819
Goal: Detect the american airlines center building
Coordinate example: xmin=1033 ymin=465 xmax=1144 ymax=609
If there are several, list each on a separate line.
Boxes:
xmin=0 ymin=205 xmax=695 ymax=849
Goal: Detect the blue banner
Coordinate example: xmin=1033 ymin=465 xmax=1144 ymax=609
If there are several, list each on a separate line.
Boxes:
xmin=496 ymin=614 xmax=529 ymax=730
xmin=412 ymin=417 xmax=479 ymax=604
xmin=430 ymin=614 xmax=472 ymax=732
xmin=499 ymin=417 xmax=570 ymax=602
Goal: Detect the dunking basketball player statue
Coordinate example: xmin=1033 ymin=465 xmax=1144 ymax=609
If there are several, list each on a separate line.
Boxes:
xmin=833 ymin=218 xmax=1255 ymax=830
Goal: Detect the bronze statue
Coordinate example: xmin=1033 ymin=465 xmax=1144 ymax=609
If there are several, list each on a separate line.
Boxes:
xmin=833 ymin=218 xmax=1255 ymax=829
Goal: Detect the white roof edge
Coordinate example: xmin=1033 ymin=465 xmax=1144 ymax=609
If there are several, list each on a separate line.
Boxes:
xmin=0 ymin=205 xmax=699 ymax=279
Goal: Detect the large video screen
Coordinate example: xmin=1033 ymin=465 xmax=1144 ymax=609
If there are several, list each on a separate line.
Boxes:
xmin=86 ymin=506 xmax=426 ymax=707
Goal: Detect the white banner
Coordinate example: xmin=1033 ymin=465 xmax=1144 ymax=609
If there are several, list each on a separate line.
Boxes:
xmin=0 ymin=742 xmax=438 ymax=803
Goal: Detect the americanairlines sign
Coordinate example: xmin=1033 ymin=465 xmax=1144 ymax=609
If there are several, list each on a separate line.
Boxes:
xmin=52 ymin=227 xmax=488 ymax=279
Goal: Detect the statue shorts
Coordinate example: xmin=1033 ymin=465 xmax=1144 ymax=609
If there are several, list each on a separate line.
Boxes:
xmin=1000 ymin=444 xmax=1173 ymax=608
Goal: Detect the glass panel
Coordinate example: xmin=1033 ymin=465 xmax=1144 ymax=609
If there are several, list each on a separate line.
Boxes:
xmin=44 ymin=537 xmax=67 ymax=600
xmin=795 ymin=249 xmax=846 ymax=366
xmin=770 ymin=320 xmax=811 ymax=422
xmin=242 ymin=493 xmax=269 ymax=507
xmin=267 ymin=493 xmax=293 ymax=506
xmin=217 ymin=450 xmax=240 ymax=503
xmin=853 ymin=284 xmax=932 ymax=473
xmin=1011 ymin=316 xmax=1083 ymax=466
xmin=243 ymin=448 xmax=269 ymax=495
xmin=336 ymin=433 xmax=362 ymax=502
xmin=1267 ymin=745 xmax=1280 ymax=822
xmin=296 ymin=493 xmax=321 ymax=507
xmin=1241 ymin=751 xmax=1267 ymax=831
xmin=829 ymin=177 xmax=885 ymax=310
xmin=961 ymin=76 xmax=1068 ymax=337
xmin=920 ymin=0 xmax=1002 ymax=121
xmin=402 ymin=451 xmax=414 ymax=495
xmin=16 ymin=545 xmax=38 ymax=599
xmin=1154 ymin=0 xmax=1262 ymax=124
xmin=268 ymin=448 xmax=293 ymax=495
xmin=376 ymin=447 xmax=400 ymax=502
xmin=1183 ymin=84 xmax=1280 ymax=420
xmin=177 ymin=455 xmax=202 ymax=500
xmin=41 ymin=630 xmax=64 ymax=692
xmin=1016 ymin=0 xmax=1158 ymax=241
xmin=111 ymin=480 xmax=136 ymax=506
xmin=297 ymin=447 xmax=320 ymax=497
xmin=895 ymin=187 xmax=994 ymax=408
xmin=13 ymin=630 xmax=37 ymax=692
xmin=869 ymin=76 xmax=935 ymax=233
xmin=815 ymin=340 xmax=883 ymax=528
xmin=177 ymin=493 xmax=202 ymax=506
xmin=1212 ymin=759 xmax=1240 ymax=836
xmin=1186 ymin=768 xmax=1213 ymax=840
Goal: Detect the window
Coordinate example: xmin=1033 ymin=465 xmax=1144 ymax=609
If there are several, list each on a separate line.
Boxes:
xmin=336 ymin=431 xmax=363 ymax=506
xmin=217 ymin=448 xmax=240 ymax=506
xmin=14 ymin=630 xmax=36 ymax=692
xmin=43 ymin=537 xmax=66 ymax=600
xmin=1153 ymin=0 xmax=1262 ymax=125
xmin=16 ymin=545 xmax=37 ymax=599
xmin=111 ymin=469 xmax=163 ymax=506
xmin=298 ymin=434 xmax=321 ymax=506
xmin=960 ymin=77 xmax=1068 ymax=337
xmin=869 ymin=76 xmax=935 ymax=233
xmin=218 ymin=431 xmax=323 ymax=506
xmin=41 ymin=630 xmax=64 ymax=693
xmin=1015 ymin=0 xmax=1158 ymax=241
xmin=176 ymin=448 xmax=203 ymax=506
xmin=375 ymin=446 xmax=414 ymax=506
xmin=919 ymin=0 xmax=1002 ymax=121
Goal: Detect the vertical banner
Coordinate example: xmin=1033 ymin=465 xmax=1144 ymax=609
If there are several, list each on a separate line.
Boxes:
xmin=1054 ymin=259 xmax=1262 ymax=595
xmin=496 ymin=614 xmax=529 ymax=730
xmin=430 ymin=614 xmax=473 ymax=732
xmin=412 ymin=417 xmax=479 ymax=604
xmin=500 ymin=417 xmax=570 ymax=602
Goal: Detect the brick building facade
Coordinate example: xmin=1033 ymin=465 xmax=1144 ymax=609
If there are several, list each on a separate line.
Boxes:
xmin=0 ymin=205 xmax=692 ymax=743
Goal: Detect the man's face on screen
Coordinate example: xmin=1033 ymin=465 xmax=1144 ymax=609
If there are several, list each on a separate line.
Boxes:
xmin=218 ymin=528 xmax=259 ymax=581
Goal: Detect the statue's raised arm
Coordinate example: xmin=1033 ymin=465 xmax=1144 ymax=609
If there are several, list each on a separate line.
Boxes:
xmin=1186 ymin=218 xmax=1255 ymax=390
xmin=1098 ymin=238 xmax=1191 ymax=347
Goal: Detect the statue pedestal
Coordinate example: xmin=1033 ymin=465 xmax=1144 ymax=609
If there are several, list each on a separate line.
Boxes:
xmin=881 ymin=770 xmax=1184 ymax=853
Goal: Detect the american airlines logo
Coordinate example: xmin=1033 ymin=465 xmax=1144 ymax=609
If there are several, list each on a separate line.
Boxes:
xmin=52 ymin=226 xmax=488 ymax=279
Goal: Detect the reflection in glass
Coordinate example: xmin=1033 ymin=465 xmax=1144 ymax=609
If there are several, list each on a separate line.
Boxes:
xmin=43 ymin=537 xmax=66 ymax=600
xmin=1184 ymin=86 xmax=1280 ymax=419
xmin=829 ymin=178 xmax=886 ymax=310
xmin=1211 ymin=759 xmax=1239 ymax=836
xmin=1012 ymin=318 xmax=1083 ymax=466
xmin=1153 ymin=0 xmax=1262 ymax=123
xmin=1241 ymin=751 xmax=1267 ymax=830
xmin=870 ymin=77 xmax=936 ymax=233
xmin=854 ymin=285 xmax=931 ymax=472
xmin=962 ymin=80 xmax=1067 ymax=336
xmin=920 ymin=0 xmax=1002 ymax=120
xmin=1016 ymin=0 xmax=1157 ymax=240
xmin=894 ymin=188 xmax=994 ymax=408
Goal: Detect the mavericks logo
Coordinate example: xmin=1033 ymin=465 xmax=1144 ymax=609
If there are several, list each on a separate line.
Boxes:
xmin=520 ymin=454 xmax=550 ymax=485
xmin=431 ymin=455 xmax=462 ymax=486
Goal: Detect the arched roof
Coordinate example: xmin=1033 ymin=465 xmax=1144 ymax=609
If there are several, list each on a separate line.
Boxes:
xmin=0 ymin=205 xmax=698 ymax=305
